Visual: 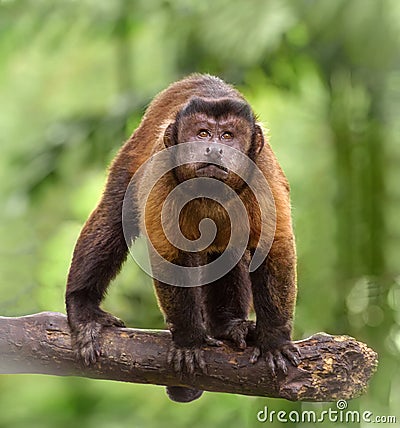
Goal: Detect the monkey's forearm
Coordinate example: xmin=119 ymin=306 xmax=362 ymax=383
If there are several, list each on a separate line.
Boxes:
xmin=65 ymin=200 xmax=133 ymax=365
xmin=66 ymin=159 xmax=136 ymax=301
xmin=249 ymin=240 xmax=299 ymax=370
xmin=250 ymin=237 xmax=297 ymax=336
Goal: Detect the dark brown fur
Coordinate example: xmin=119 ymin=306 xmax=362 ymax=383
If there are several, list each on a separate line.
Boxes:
xmin=65 ymin=74 xmax=299 ymax=403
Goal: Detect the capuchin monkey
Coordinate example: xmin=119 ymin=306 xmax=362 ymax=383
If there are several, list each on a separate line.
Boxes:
xmin=66 ymin=74 xmax=300 ymax=403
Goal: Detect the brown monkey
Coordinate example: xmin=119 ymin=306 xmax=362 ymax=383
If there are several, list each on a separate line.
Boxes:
xmin=66 ymin=74 xmax=300 ymax=403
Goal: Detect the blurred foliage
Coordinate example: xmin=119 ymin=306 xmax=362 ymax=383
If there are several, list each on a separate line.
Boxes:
xmin=1 ymin=0 xmax=400 ymax=427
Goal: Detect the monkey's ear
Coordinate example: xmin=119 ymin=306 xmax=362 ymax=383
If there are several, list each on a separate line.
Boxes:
xmin=254 ymin=124 xmax=265 ymax=155
xmin=164 ymin=123 xmax=175 ymax=148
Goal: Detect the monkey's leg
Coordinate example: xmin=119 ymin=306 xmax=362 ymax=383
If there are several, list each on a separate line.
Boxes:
xmin=155 ymin=281 xmax=222 ymax=403
xmin=203 ymin=257 xmax=255 ymax=350
xmin=156 ymin=284 xmax=199 ymax=402
xmin=153 ymin=252 xmax=223 ymax=403
xmin=154 ymin=280 xmax=222 ymax=370
xmin=250 ymin=236 xmax=301 ymax=375
xmin=65 ymin=165 xmax=138 ymax=366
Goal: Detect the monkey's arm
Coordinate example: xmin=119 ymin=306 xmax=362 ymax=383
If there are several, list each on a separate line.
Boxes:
xmin=250 ymin=234 xmax=300 ymax=373
xmin=66 ymin=156 xmax=138 ymax=365
xmin=153 ymin=252 xmax=223 ymax=375
xmin=249 ymin=155 xmax=300 ymax=372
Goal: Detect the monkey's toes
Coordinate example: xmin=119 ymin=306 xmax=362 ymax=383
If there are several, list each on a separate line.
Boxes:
xmin=250 ymin=342 xmax=301 ymax=377
xmin=281 ymin=342 xmax=301 ymax=367
xmin=167 ymin=345 xmax=207 ymax=376
xmin=72 ymin=321 xmax=102 ymax=366
xmin=96 ymin=310 xmax=126 ymax=328
xmin=214 ymin=319 xmax=256 ymax=350
xmin=204 ymin=335 xmax=223 ymax=347
xmin=71 ymin=312 xmax=125 ymax=366
xmin=231 ymin=319 xmax=256 ymax=349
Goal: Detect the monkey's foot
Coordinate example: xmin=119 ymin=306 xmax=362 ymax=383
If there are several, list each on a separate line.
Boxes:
xmin=250 ymin=340 xmax=301 ymax=377
xmin=167 ymin=336 xmax=223 ymax=375
xmin=212 ymin=319 xmax=256 ymax=350
xmin=71 ymin=310 xmax=125 ymax=366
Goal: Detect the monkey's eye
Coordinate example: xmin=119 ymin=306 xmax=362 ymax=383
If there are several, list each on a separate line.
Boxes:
xmin=221 ymin=132 xmax=234 ymax=140
xmin=197 ymin=129 xmax=211 ymax=138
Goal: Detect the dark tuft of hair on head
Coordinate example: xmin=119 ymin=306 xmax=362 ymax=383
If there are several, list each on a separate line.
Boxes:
xmin=176 ymin=97 xmax=255 ymax=125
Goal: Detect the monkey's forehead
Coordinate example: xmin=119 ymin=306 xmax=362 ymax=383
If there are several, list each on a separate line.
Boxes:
xmin=177 ymin=96 xmax=255 ymax=123
xmin=178 ymin=113 xmax=254 ymax=130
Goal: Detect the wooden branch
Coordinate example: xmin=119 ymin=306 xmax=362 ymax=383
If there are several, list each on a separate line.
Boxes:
xmin=0 ymin=312 xmax=377 ymax=401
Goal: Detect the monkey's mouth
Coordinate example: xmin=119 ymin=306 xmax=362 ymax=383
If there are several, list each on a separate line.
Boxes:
xmin=195 ymin=163 xmax=229 ymax=180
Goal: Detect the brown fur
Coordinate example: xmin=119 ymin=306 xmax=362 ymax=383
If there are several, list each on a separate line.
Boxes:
xmin=65 ymin=74 xmax=299 ymax=403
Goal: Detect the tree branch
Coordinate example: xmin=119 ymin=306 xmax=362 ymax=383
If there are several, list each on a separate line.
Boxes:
xmin=0 ymin=312 xmax=377 ymax=401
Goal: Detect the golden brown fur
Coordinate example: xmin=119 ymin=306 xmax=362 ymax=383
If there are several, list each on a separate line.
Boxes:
xmin=65 ymin=74 xmax=299 ymax=403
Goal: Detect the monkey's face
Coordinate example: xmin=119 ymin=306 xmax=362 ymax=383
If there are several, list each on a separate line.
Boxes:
xmin=164 ymin=97 xmax=264 ymax=191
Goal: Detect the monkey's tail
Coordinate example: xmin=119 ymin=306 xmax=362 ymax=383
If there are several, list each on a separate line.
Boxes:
xmin=166 ymin=386 xmax=203 ymax=403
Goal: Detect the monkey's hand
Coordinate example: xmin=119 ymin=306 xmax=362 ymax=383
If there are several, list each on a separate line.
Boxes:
xmin=167 ymin=332 xmax=223 ymax=375
xmin=69 ymin=309 xmax=125 ymax=366
xmin=250 ymin=326 xmax=301 ymax=377
xmin=211 ymin=319 xmax=256 ymax=350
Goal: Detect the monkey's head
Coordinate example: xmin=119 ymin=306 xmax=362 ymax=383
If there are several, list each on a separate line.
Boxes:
xmin=164 ymin=97 xmax=264 ymax=191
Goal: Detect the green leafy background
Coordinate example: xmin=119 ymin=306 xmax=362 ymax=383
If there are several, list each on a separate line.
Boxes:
xmin=1 ymin=1 xmax=399 ymax=427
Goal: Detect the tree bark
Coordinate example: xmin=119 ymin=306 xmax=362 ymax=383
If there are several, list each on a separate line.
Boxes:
xmin=0 ymin=312 xmax=377 ymax=401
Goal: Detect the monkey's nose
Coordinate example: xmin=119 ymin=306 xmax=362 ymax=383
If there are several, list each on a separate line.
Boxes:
xmin=204 ymin=145 xmax=223 ymax=159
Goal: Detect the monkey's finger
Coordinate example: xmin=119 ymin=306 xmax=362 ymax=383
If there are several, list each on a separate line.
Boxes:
xmin=282 ymin=346 xmax=301 ymax=367
xmin=173 ymin=349 xmax=185 ymax=374
xmin=238 ymin=338 xmax=247 ymax=350
xmin=231 ymin=330 xmax=247 ymax=349
xmin=97 ymin=311 xmax=126 ymax=328
xmin=245 ymin=321 xmax=256 ymax=340
xmin=84 ymin=346 xmax=99 ymax=366
xmin=194 ymin=349 xmax=207 ymax=373
xmin=167 ymin=347 xmax=183 ymax=374
xmin=293 ymin=345 xmax=302 ymax=358
xmin=246 ymin=320 xmax=256 ymax=332
xmin=110 ymin=317 xmax=126 ymax=328
xmin=78 ymin=337 xmax=101 ymax=366
xmin=273 ymin=351 xmax=288 ymax=375
xmin=167 ymin=346 xmax=175 ymax=365
xmin=82 ymin=350 xmax=93 ymax=367
xmin=228 ymin=323 xmax=248 ymax=349
xmin=265 ymin=353 xmax=277 ymax=378
xmin=184 ymin=349 xmax=195 ymax=375
xmin=205 ymin=336 xmax=223 ymax=347
xmin=249 ymin=347 xmax=261 ymax=364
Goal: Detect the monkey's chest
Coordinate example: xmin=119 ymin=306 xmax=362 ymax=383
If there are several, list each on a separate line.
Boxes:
xmin=178 ymin=199 xmax=243 ymax=253
xmin=144 ymin=195 xmax=258 ymax=260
